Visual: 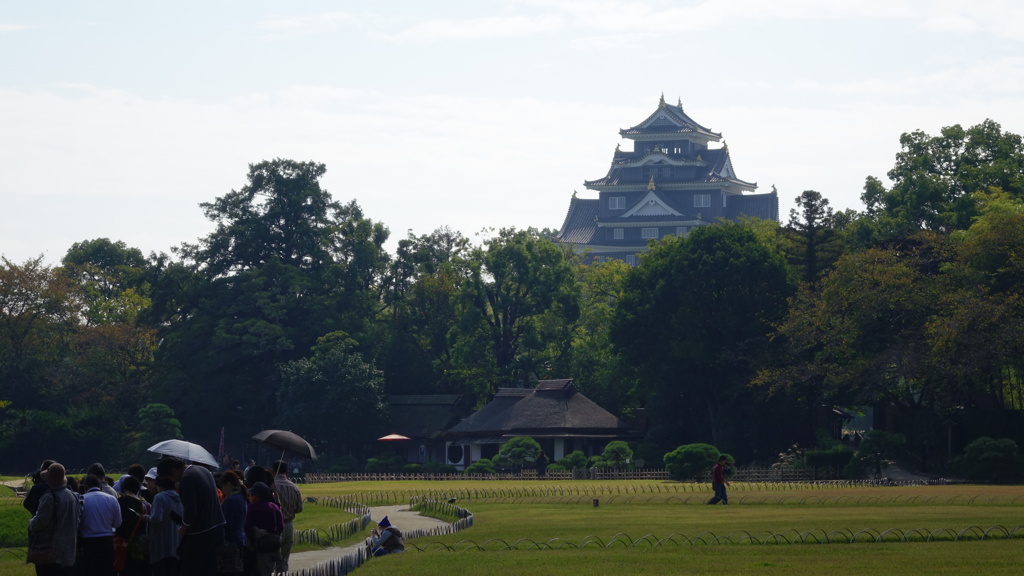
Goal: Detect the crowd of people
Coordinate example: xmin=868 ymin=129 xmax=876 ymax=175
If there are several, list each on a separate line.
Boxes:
xmin=24 ymin=457 xmax=304 ymax=576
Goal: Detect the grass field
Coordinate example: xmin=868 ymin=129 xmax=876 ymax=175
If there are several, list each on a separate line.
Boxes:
xmin=2 ymin=480 xmax=1022 ymax=576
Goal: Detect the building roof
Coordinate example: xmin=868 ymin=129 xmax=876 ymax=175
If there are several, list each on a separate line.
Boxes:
xmin=388 ymin=394 xmax=469 ymax=440
xmin=585 ymin=147 xmax=756 ymax=191
xmin=554 ymin=196 xmax=599 ymax=244
xmin=445 ymin=379 xmax=635 ymax=438
xmin=619 ymin=95 xmax=722 ymax=141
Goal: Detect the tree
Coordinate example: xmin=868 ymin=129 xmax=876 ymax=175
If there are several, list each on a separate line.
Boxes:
xmin=863 ymin=119 xmax=1024 ymax=234
xmin=760 ymin=237 xmax=946 ymax=411
xmin=276 ymin=332 xmax=389 ymax=456
xmin=664 ymin=443 xmax=720 ymax=481
xmin=61 ymin=238 xmax=149 ymax=325
xmin=612 ymin=223 xmax=795 ymax=454
xmin=566 ymin=258 xmax=637 ymax=416
xmin=855 ymin=430 xmax=906 ymax=477
xmin=598 ymin=440 xmax=633 ymax=468
xmin=961 ymin=437 xmax=1024 ymax=484
xmin=494 ymin=436 xmax=541 ymax=471
xmin=0 ymin=256 xmax=80 ymax=409
xmin=460 ymin=228 xmax=579 ymax=392
xmin=379 ymin=227 xmax=472 ymax=395
xmin=154 ymin=159 xmax=390 ymax=445
xmin=127 ymin=403 xmax=182 ymax=464
xmin=785 ymin=190 xmax=842 ymax=285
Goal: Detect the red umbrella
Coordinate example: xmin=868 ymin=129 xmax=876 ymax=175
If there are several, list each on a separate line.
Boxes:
xmin=377 ymin=434 xmax=411 ymax=441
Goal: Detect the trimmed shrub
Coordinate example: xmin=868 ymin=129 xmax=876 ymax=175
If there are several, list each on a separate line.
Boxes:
xmin=464 ymin=458 xmax=496 ymax=475
xmin=962 ymin=436 xmax=1024 ymax=484
xmin=664 ymin=443 xmax=720 ymax=481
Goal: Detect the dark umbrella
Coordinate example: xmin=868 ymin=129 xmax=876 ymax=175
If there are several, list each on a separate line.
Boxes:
xmin=251 ymin=429 xmax=317 ymax=460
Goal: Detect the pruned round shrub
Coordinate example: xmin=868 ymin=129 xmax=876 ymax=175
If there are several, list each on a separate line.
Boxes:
xmin=664 ymin=443 xmax=720 ymax=481
xmin=962 ymin=436 xmax=1024 ymax=484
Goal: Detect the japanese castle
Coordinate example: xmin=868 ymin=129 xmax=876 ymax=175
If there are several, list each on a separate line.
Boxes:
xmin=556 ymin=95 xmax=778 ymax=264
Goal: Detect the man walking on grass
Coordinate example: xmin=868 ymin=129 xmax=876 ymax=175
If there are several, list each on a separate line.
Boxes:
xmin=706 ymin=455 xmax=731 ymax=505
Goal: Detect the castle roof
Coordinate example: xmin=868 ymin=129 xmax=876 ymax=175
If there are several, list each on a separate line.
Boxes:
xmin=619 ymin=95 xmax=722 ymax=142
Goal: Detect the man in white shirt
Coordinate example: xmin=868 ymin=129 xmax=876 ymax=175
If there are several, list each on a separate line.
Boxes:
xmin=80 ymin=474 xmax=122 ymax=576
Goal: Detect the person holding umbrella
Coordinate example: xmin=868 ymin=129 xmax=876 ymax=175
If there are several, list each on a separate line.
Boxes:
xmin=157 ymin=457 xmax=225 ymax=576
xmin=270 ymin=461 xmax=303 ymax=573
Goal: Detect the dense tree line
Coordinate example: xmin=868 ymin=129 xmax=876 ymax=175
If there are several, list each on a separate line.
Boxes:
xmin=3 ymin=120 xmax=1024 ymax=474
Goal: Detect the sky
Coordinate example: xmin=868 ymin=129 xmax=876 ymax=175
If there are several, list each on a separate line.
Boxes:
xmin=3 ymin=1 xmax=1024 ymax=265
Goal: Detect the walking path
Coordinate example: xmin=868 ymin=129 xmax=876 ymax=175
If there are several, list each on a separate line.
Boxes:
xmin=287 ymin=504 xmax=447 ymax=572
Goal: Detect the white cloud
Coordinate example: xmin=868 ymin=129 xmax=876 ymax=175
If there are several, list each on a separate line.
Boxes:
xmin=0 ymin=23 xmax=31 ymax=32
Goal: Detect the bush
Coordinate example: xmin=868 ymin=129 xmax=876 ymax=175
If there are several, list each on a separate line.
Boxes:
xmin=556 ymin=450 xmax=588 ymax=471
xmin=464 ymin=458 xmax=496 ymax=475
xmin=664 ymin=443 xmax=720 ymax=481
xmin=961 ymin=437 xmax=1024 ymax=483
xmin=804 ymin=444 xmax=855 ymax=470
xmin=319 ymin=454 xmax=360 ymax=473
xmin=365 ymin=452 xmax=404 ymax=473
xmin=599 ymin=441 xmax=633 ymax=468
xmin=856 ymin=430 xmax=905 ymax=477
xmin=494 ymin=437 xmax=541 ymax=470
xmin=402 ymin=463 xmax=421 ymax=473
xmin=421 ymin=460 xmax=458 ymax=474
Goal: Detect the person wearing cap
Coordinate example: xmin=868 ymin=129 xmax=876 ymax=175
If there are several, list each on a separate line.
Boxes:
xmin=28 ymin=462 xmax=81 ymax=576
xmin=143 ymin=467 xmax=159 ymax=505
xmin=706 ymin=455 xmax=732 ymax=505
xmin=23 ymin=459 xmax=56 ymax=516
xmin=370 ymin=516 xmax=405 ymax=556
xmin=244 ymin=481 xmax=284 ymax=576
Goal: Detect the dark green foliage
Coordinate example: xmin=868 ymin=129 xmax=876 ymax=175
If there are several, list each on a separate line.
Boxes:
xmin=463 ymin=458 xmax=496 ymax=475
xmin=495 ymin=436 xmax=541 ymax=470
xmin=961 ymin=436 xmax=1024 ymax=483
xmin=613 ymin=223 xmax=796 ymax=455
xmin=863 ymin=119 xmax=1024 ymax=235
xmin=276 ymin=333 xmax=389 ymax=453
xmin=597 ymin=441 xmax=633 ymax=468
xmin=365 ymin=452 xmax=404 ymax=473
xmin=556 ymin=450 xmax=589 ymax=471
xmin=803 ymin=444 xmax=855 ymax=471
xmin=856 ymin=430 xmax=906 ymax=477
xmin=664 ymin=443 xmax=720 ymax=481
xmin=461 ymin=228 xmax=580 ymax=391
xmin=154 ymin=159 xmax=390 ymax=443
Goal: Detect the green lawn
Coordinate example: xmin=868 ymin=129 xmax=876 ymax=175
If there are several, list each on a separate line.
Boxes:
xmin=2 ymin=481 xmax=1022 ymax=576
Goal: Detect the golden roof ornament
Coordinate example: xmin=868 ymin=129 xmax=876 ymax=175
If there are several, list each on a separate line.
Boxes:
xmin=572 ymin=190 xmax=578 ymax=198
xmin=696 ymin=154 xmax=702 ymax=162
xmin=658 ymin=93 xmax=666 ymax=108
xmin=653 ymin=145 xmax=661 ymax=153
xmin=677 ymin=97 xmax=683 ymax=109
xmin=647 ymin=176 xmax=656 ymax=191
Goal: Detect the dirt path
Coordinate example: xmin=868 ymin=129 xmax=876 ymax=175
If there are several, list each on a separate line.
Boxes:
xmin=286 ymin=504 xmax=447 ymax=572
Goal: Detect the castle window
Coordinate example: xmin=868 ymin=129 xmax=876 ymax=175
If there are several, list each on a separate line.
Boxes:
xmin=675 ymin=226 xmax=688 ymax=236
xmin=625 ymin=254 xmax=638 ymax=266
xmin=641 ymin=227 xmax=658 ymax=239
xmin=694 ymin=194 xmax=711 ymax=208
xmin=609 ymin=196 xmax=625 ymax=210
xmin=613 ymin=228 xmax=624 ymax=240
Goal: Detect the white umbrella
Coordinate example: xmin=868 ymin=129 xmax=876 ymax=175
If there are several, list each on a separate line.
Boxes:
xmin=148 ymin=439 xmax=219 ymax=468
